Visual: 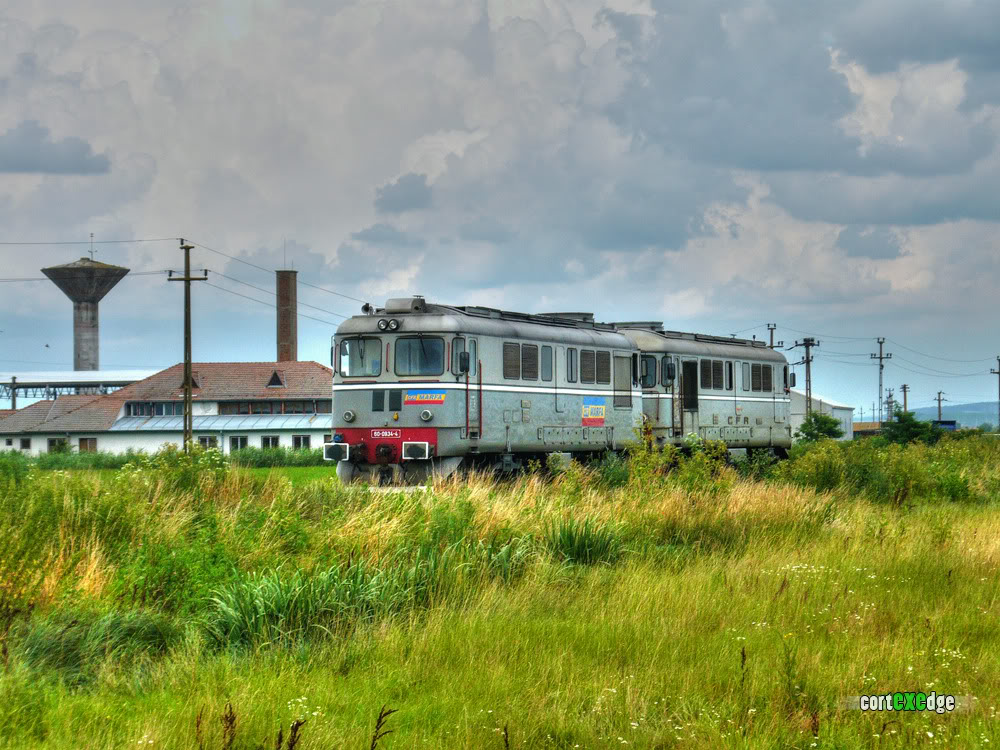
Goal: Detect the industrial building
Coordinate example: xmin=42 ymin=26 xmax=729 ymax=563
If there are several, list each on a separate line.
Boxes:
xmin=788 ymin=388 xmax=855 ymax=441
xmin=0 ymin=361 xmax=333 ymax=456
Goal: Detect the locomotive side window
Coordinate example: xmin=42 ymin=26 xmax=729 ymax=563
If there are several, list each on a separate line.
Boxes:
xmin=469 ymin=339 xmax=477 ymax=376
xmin=712 ymin=360 xmax=723 ymax=390
xmin=394 ymin=337 xmax=444 ymax=376
xmin=596 ymin=351 xmax=611 ymax=384
xmin=700 ymin=359 xmax=712 ymax=389
xmin=660 ymin=355 xmax=673 ymax=386
xmin=762 ymin=364 xmax=772 ymax=392
xmin=340 ymin=337 xmax=382 ymax=376
xmin=451 ymin=338 xmax=466 ymax=375
xmin=725 ymin=361 xmax=733 ymax=391
xmin=567 ymin=348 xmax=578 ymax=382
xmin=742 ymin=362 xmax=751 ymax=391
xmin=783 ymin=365 xmax=788 ymax=390
xmin=580 ymin=350 xmax=596 ymax=384
xmin=640 ymin=355 xmax=657 ymax=388
xmin=751 ymin=363 xmax=762 ymax=392
xmin=503 ymin=343 xmax=520 ymax=379
xmin=522 ymin=344 xmax=539 ymax=380
xmin=541 ymin=346 xmax=553 ymax=382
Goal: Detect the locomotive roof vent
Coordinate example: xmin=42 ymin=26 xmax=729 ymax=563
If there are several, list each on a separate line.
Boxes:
xmin=384 ymin=296 xmax=427 ymax=314
xmin=538 ymin=312 xmax=594 ymax=323
xmin=612 ymin=321 xmax=665 ymax=331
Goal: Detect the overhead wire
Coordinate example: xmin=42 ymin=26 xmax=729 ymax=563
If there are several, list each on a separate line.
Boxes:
xmin=0 ymin=270 xmax=169 ymax=282
xmin=0 ymin=238 xmax=178 ymax=246
xmin=207 ymin=269 xmax=348 ymax=319
xmin=203 ymin=281 xmax=339 ymax=327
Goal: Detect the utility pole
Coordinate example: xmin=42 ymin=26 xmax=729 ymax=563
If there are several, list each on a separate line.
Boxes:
xmin=870 ymin=337 xmax=892 ymax=425
xmin=936 ymin=391 xmax=947 ymax=422
xmin=886 ymin=388 xmax=895 ymax=421
xmin=788 ymin=337 xmax=819 ymax=414
xmin=900 ymin=384 xmax=909 ymax=414
xmin=767 ymin=323 xmax=783 ymax=350
xmin=168 ymin=239 xmax=207 ymax=452
xmin=992 ymin=357 xmax=1000 ymax=431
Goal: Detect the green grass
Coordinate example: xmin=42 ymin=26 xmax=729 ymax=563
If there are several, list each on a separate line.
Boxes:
xmin=246 ymin=465 xmax=336 ymax=485
xmin=2 ymin=437 xmax=1000 ymax=748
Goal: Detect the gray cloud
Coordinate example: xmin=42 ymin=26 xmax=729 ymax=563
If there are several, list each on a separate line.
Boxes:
xmin=374 ymin=172 xmax=432 ymax=213
xmin=0 ymin=120 xmax=109 ymax=174
xmin=350 ymin=223 xmax=425 ymax=246
xmin=837 ymin=226 xmax=903 ymax=259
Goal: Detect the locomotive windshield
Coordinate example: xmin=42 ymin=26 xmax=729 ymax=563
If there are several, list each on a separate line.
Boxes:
xmin=339 ymin=337 xmax=382 ymax=376
xmin=394 ymin=336 xmax=445 ymax=376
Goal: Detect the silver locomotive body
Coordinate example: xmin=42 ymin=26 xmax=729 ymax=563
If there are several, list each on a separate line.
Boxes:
xmin=325 ymin=298 xmax=792 ymax=482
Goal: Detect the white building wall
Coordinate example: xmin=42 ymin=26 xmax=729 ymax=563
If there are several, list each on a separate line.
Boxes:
xmin=2 ymin=429 xmax=331 ymax=456
xmin=788 ymin=389 xmax=855 ymax=441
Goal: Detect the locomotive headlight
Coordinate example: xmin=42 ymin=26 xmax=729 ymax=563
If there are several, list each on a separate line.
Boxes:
xmin=343 ymin=410 xmax=356 ymax=422
xmin=377 ymin=318 xmax=389 ymax=331
xmin=420 ymin=409 xmax=433 ymax=422
xmin=388 ymin=318 xmax=400 ymax=331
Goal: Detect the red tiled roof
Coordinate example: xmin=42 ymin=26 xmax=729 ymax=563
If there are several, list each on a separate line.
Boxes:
xmin=0 ymin=410 xmax=13 ymax=419
xmin=115 ymin=362 xmax=332 ymax=401
xmin=0 ymin=396 xmax=121 ymax=434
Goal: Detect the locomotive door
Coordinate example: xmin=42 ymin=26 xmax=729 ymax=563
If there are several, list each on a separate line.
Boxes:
xmin=680 ymin=359 xmax=699 ymax=437
xmin=466 ymin=338 xmax=481 ymax=438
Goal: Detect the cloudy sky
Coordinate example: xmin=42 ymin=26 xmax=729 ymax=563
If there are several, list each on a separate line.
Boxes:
xmin=1 ymin=0 xmax=999 ymax=416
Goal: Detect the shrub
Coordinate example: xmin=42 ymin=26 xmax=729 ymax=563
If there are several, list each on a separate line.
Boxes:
xmin=229 ymin=446 xmax=325 ymax=467
xmin=0 ymin=450 xmax=30 ymax=485
xmin=591 ymin=451 xmax=630 ymax=488
xmin=544 ymin=518 xmax=621 ymax=565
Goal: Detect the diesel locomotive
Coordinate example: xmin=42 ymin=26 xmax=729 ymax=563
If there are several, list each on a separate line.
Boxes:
xmin=324 ymin=296 xmax=794 ymax=483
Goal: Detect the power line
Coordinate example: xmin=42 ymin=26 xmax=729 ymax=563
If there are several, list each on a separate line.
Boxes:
xmin=0 ymin=238 xmax=178 ymax=246
xmin=203 ymin=281 xmax=339 ymax=327
xmin=0 ymin=270 xmax=169 ymax=282
xmin=888 ymin=361 xmax=985 ymax=379
xmin=890 ymin=356 xmax=988 ymax=377
xmin=779 ymin=325 xmax=870 ymax=341
xmin=886 ymin=338 xmax=995 ymax=364
xmin=191 ymin=241 xmax=368 ymax=306
xmin=208 ymin=270 xmax=348 ymax=319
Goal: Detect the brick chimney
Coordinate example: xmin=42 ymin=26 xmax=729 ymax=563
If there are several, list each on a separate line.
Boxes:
xmin=276 ymin=270 xmax=297 ymax=361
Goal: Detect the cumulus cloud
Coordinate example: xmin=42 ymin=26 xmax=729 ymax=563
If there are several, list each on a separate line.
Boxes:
xmin=0 ymin=120 xmax=109 ymax=174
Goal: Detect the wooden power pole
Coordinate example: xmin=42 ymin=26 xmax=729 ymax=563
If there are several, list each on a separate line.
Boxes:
xmin=168 ymin=239 xmax=207 ymax=452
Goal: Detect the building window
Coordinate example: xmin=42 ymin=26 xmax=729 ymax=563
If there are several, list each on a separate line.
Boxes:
xmin=4 ymin=438 xmax=13 ymax=447
xmin=292 ymin=435 xmax=310 ymax=450
xmin=284 ymin=401 xmax=305 ymax=414
xmin=20 ymin=438 xmax=31 ymax=450
xmin=521 ymin=344 xmax=539 ymax=380
xmin=726 ymin=361 xmax=734 ymax=391
xmin=761 ymin=364 xmax=772 ymax=392
xmin=742 ymin=362 xmax=750 ymax=391
xmin=230 ymin=436 xmax=248 ymax=451
xmin=640 ymin=355 xmax=657 ymax=388
xmin=567 ymin=348 xmax=578 ymax=383
xmin=541 ymin=345 xmax=553 ymax=382
xmin=394 ymin=337 xmax=444 ymax=376
xmin=323 ymin=434 xmax=332 ymax=444
xmin=580 ymin=350 xmax=596 ymax=384
xmin=503 ymin=343 xmax=520 ymax=379
xmin=198 ymin=436 xmax=218 ymax=449
xmin=751 ymin=363 xmax=762 ymax=392
xmin=47 ymin=437 xmax=67 ymax=452
xmin=262 ymin=435 xmax=280 ymax=449
xmin=700 ymin=359 xmax=712 ymax=390
xmin=78 ymin=438 xmax=97 ymax=453
xmin=712 ymin=360 xmax=724 ymax=390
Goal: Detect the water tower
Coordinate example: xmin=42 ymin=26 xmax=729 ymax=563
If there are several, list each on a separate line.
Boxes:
xmin=41 ymin=257 xmax=130 ymax=371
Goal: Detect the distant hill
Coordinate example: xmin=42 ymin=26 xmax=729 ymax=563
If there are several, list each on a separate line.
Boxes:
xmin=910 ymin=401 xmax=999 ymax=429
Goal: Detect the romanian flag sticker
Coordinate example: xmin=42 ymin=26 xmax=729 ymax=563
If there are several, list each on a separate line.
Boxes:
xmin=405 ymin=390 xmax=446 ymax=405
xmin=582 ymin=396 xmax=606 ymax=426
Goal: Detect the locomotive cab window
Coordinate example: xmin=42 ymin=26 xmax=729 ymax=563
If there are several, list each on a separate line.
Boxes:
xmin=640 ymin=355 xmax=657 ymax=388
xmin=394 ymin=336 xmax=444 ymax=376
xmin=567 ymin=348 xmax=578 ymax=382
xmin=451 ymin=337 xmax=466 ymax=375
xmin=725 ymin=361 xmax=733 ymax=391
xmin=660 ymin=355 xmax=674 ymax=386
xmin=339 ymin=337 xmax=382 ymax=377
xmin=468 ymin=339 xmax=477 ymax=376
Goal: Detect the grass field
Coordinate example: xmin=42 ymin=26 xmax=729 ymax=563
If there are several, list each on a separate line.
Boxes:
xmin=1 ymin=437 xmax=999 ymax=748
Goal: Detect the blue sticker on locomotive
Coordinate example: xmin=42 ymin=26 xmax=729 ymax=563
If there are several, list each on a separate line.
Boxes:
xmin=582 ymin=396 xmax=606 ymax=426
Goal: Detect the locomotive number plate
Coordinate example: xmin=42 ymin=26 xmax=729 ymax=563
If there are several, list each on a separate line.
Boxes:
xmin=371 ymin=429 xmax=402 ymax=438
